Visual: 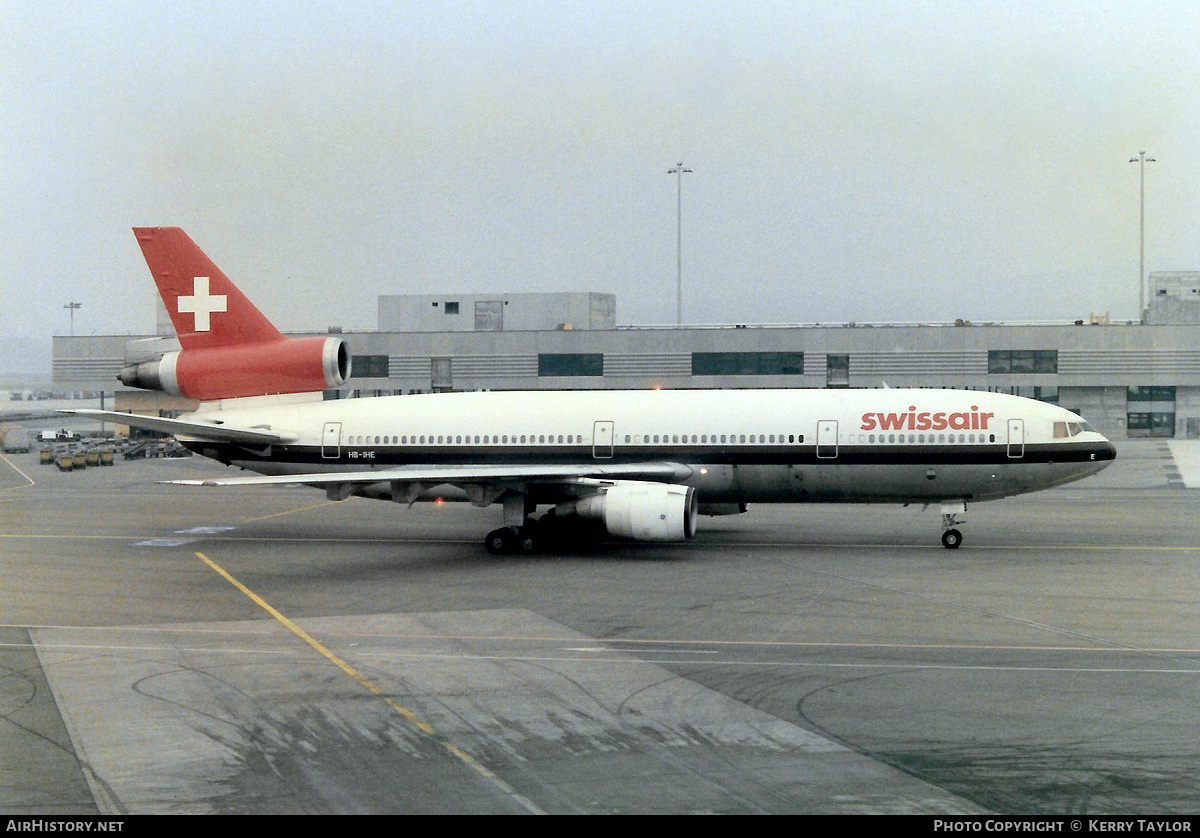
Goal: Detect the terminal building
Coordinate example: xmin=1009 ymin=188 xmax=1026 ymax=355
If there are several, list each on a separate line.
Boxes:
xmin=52 ymin=273 xmax=1200 ymax=439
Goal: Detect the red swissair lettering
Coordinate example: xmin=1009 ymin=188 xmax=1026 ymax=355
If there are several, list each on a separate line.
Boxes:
xmin=860 ymin=405 xmax=995 ymax=432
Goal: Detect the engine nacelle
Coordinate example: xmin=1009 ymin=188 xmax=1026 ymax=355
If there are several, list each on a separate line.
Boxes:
xmin=573 ymin=482 xmax=698 ymax=541
xmin=119 ymin=336 xmax=349 ymax=400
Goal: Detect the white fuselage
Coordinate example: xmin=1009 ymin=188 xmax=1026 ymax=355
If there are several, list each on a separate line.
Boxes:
xmin=183 ymin=388 xmax=1115 ymax=505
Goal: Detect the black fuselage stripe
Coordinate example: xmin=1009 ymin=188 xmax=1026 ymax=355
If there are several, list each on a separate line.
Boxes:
xmin=187 ymin=442 xmax=1113 ymax=468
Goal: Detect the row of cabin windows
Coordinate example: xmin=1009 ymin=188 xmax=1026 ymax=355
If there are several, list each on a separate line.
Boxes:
xmin=346 ymin=434 xmax=586 ymax=446
xmin=343 ymin=433 xmax=808 ymax=445
xmin=343 ymin=432 xmax=998 ymax=446
xmin=623 ymin=433 xmax=805 ymax=444
xmin=858 ymin=433 xmax=996 ymax=444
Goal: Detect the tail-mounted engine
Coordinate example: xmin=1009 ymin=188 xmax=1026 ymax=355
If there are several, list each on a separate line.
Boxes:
xmin=572 ymin=481 xmax=698 ymax=541
xmin=119 ymin=336 xmax=350 ymax=401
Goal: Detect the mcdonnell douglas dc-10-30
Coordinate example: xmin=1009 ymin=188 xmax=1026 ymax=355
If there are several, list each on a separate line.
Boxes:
xmin=70 ymin=228 xmax=1116 ymax=553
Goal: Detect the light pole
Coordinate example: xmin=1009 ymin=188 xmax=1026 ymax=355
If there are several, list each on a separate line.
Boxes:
xmin=668 ymin=162 xmax=692 ymax=324
xmin=63 ymin=301 xmax=82 ymax=335
xmin=1130 ymin=150 xmax=1155 ymax=321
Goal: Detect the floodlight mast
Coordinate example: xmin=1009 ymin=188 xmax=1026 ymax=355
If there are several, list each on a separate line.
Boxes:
xmin=668 ymin=162 xmax=692 ymax=325
xmin=1129 ymin=150 xmax=1156 ymax=321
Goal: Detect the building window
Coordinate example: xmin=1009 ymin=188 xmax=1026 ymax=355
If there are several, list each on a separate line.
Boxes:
xmin=1127 ymin=411 xmax=1175 ymax=438
xmin=475 ymin=300 xmax=503 ymax=331
xmin=988 ymin=349 xmax=1058 ymax=374
xmin=431 ymin=357 xmax=451 ymax=390
xmin=350 ymin=354 xmax=389 ymax=378
xmin=444 ymin=301 xmax=460 ymax=315
xmin=826 ymin=354 xmax=849 ymax=387
xmin=1002 ymin=385 xmax=1059 ymax=404
xmin=538 ymin=353 xmax=603 ymax=376
xmin=1127 ymin=385 xmax=1176 ymax=402
xmin=691 ymin=352 xmax=803 ymax=376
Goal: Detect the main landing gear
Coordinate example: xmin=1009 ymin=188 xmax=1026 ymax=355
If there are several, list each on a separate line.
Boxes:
xmin=940 ymin=501 xmax=966 ymax=549
xmin=485 ymin=492 xmax=548 ymax=556
xmin=485 ymin=525 xmax=539 ymax=556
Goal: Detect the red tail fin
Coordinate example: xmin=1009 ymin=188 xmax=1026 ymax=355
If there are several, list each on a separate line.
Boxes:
xmin=124 ymin=228 xmax=349 ymax=400
xmin=133 ymin=227 xmax=283 ymax=349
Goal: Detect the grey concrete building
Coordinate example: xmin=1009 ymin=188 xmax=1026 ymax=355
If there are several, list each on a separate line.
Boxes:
xmin=378 ymin=292 xmax=616 ymax=333
xmin=52 ymin=291 xmax=1200 ymax=439
xmin=1148 ymin=271 xmax=1200 ymax=325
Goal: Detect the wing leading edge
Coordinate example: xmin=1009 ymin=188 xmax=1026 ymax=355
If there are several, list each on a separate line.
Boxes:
xmin=165 ymin=461 xmax=694 ymax=488
xmin=63 ymin=409 xmax=693 ymax=487
xmin=62 ymin=409 xmax=296 ymax=446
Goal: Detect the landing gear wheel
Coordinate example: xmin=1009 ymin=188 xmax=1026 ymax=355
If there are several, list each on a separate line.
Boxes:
xmin=485 ymin=528 xmax=514 ymax=555
xmin=515 ymin=527 xmax=538 ymax=555
xmin=941 ymin=528 xmax=963 ymax=549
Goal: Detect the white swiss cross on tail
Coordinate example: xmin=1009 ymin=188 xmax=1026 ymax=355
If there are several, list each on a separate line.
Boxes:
xmin=177 ymin=276 xmax=228 ymax=332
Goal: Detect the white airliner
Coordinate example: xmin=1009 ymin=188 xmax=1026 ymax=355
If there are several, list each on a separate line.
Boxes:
xmin=71 ymin=228 xmax=1116 ymax=553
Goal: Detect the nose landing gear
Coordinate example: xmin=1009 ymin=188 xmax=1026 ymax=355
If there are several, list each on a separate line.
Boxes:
xmin=940 ymin=502 xmax=966 ymax=549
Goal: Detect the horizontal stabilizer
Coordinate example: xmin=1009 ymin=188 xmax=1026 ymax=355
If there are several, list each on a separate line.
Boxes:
xmin=63 ymin=409 xmax=296 ymax=445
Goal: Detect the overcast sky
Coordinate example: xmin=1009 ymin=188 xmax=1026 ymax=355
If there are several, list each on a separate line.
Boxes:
xmin=4 ymin=0 xmax=1200 ymax=374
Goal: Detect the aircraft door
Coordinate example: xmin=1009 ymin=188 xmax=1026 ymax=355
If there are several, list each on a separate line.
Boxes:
xmin=592 ymin=420 xmax=614 ymax=459
xmin=816 ymin=419 xmax=839 ymax=459
xmin=1007 ymin=418 xmax=1024 ymax=458
xmin=321 ymin=422 xmax=342 ymax=459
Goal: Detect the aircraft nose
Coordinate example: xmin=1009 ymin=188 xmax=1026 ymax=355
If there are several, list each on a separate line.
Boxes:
xmin=1094 ymin=439 xmax=1117 ymax=463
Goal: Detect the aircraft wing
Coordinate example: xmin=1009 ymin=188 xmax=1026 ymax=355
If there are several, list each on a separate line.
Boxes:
xmin=165 ymin=461 xmax=693 ymax=487
xmin=63 ymin=409 xmax=297 ymax=446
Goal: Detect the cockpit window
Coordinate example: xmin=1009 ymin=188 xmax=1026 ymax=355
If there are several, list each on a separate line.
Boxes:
xmin=1054 ymin=420 xmax=1094 ymax=438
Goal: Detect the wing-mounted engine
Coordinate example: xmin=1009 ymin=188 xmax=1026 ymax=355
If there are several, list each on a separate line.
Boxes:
xmin=571 ymin=481 xmax=698 ymax=541
xmin=119 ymin=336 xmax=349 ymax=400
